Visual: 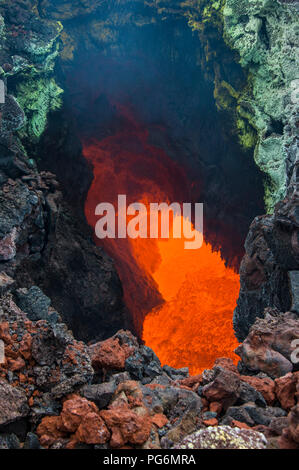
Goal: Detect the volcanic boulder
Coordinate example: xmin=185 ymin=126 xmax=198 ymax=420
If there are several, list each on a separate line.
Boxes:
xmin=235 ymin=309 xmax=299 ymax=378
xmin=234 ymin=190 xmax=299 ymax=341
xmin=202 ymin=366 xmax=241 ymax=410
xmin=0 ymin=379 xmax=29 ymax=427
xmin=174 ymin=426 xmax=268 ymax=449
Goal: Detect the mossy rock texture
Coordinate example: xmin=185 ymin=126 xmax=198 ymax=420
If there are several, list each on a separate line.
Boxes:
xmin=223 ymin=0 xmax=299 ymax=211
xmin=0 ymin=1 xmax=63 ymax=143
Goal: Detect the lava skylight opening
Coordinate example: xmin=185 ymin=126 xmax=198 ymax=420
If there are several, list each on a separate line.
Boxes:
xmin=83 ymin=103 xmax=240 ymax=373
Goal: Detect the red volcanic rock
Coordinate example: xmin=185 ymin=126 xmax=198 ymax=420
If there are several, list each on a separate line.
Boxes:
xmin=152 ymin=413 xmax=168 ymax=428
xmin=240 ymin=375 xmax=276 ymax=405
xmin=36 ymin=416 xmax=66 ymax=447
xmin=100 ymin=408 xmax=152 ymax=448
xmin=88 ymin=336 xmax=134 ymax=371
xmin=177 ymin=374 xmax=202 ymax=390
xmin=202 ymin=368 xmax=240 ymax=410
xmin=213 ymin=358 xmax=239 ymax=374
xmin=236 ymin=311 xmax=299 ymax=378
xmin=203 ymin=418 xmax=218 ymax=427
xmin=7 ymin=356 xmax=25 ymax=371
xmin=60 ymin=395 xmax=98 ymax=433
xmin=275 ymin=373 xmax=297 ymax=410
xmin=38 ymin=396 xmax=110 ymax=448
xmin=98 ymin=380 xmax=153 ymax=448
xmin=231 ymin=420 xmax=251 ymax=430
xmin=0 ymin=322 xmax=11 ymax=344
xmin=19 ymin=332 xmax=32 ymax=360
xmin=74 ymin=411 xmax=110 ymax=445
xmin=209 ymin=402 xmax=222 ymax=415
xmin=277 ymin=405 xmax=299 ymax=449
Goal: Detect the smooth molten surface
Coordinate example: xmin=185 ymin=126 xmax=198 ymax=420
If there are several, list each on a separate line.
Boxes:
xmin=83 ymin=106 xmax=239 ymax=373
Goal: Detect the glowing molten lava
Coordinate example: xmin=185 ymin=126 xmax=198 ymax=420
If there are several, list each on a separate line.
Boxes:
xmin=83 ymin=104 xmax=240 ymax=374
xmin=142 ymin=230 xmax=240 ymax=375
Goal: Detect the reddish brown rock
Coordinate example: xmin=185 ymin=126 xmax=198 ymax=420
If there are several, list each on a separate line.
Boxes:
xmin=19 ymin=333 xmax=32 ymax=360
xmin=109 ymin=380 xmax=145 ymax=410
xmin=152 ymin=413 xmax=168 ymax=428
xmin=7 ymin=357 xmax=25 ymax=371
xmin=89 ymin=336 xmax=133 ymax=371
xmin=277 ymin=404 xmax=299 ymax=449
xmin=177 ymin=374 xmax=202 ymax=390
xmin=74 ymin=411 xmax=110 ymax=445
xmin=0 ymin=322 xmax=11 ymax=344
xmin=37 ymin=416 xmax=67 ymax=448
xmin=203 ymin=418 xmax=218 ymax=426
xmin=100 ymin=408 xmax=152 ymax=448
xmin=202 ymin=368 xmax=240 ymax=410
xmin=236 ymin=312 xmax=299 ymax=378
xmin=275 ymin=373 xmax=297 ymax=410
xmin=213 ymin=358 xmax=239 ymax=374
xmin=231 ymin=420 xmax=251 ymax=430
xmin=209 ymin=402 xmax=222 ymax=415
xmin=240 ymin=375 xmax=276 ymax=405
xmin=60 ymin=395 xmax=98 ymax=433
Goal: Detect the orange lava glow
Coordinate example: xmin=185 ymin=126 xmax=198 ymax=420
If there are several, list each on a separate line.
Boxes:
xmin=142 ymin=223 xmax=240 ymax=375
xmin=83 ymin=104 xmax=240 ymax=374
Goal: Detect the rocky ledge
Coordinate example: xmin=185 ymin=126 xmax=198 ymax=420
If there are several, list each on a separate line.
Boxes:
xmin=0 ymin=285 xmax=298 ymax=450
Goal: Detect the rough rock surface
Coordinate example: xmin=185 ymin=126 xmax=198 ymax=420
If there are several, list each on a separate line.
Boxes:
xmin=224 ymin=0 xmax=299 ymax=211
xmin=234 ymin=189 xmax=299 ymax=340
xmin=174 ymin=425 xmax=268 ymax=449
xmin=0 ymin=1 xmax=128 ymax=344
xmin=236 ymin=309 xmax=299 ymax=377
xmin=0 ymin=0 xmax=298 ymax=453
xmin=0 ymin=379 xmax=29 ymax=426
xmin=0 ymin=290 xmax=298 ymax=449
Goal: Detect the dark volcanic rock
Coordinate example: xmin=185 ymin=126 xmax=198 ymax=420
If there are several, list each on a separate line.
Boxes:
xmin=163 ymin=365 xmax=189 ymax=381
xmin=0 ymin=433 xmax=20 ymax=449
xmin=80 ymin=382 xmax=117 ymax=410
xmin=243 ymin=405 xmax=287 ymax=427
xmin=0 ymin=379 xmax=29 ymax=427
xmin=125 ymin=345 xmax=163 ymax=384
xmin=0 ymin=95 xmax=25 ymax=143
xmin=237 ymin=381 xmax=267 ymax=407
xmin=202 ymin=367 xmax=241 ymax=411
xmin=222 ymin=406 xmax=255 ymax=427
xmin=0 ymin=180 xmax=33 ymax=239
xmin=23 ymin=432 xmax=41 ymax=449
xmin=288 ymin=271 xmax=299 ymax=313
xmin=14 ymin=286 xmax=51 ymax=322
xmin=24 ymin=200 xmax=128 ymax=343
xmin=234 ymin=190 xmax=299 ymax=341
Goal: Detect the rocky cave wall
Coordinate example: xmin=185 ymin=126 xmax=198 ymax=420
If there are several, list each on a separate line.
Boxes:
xmin=0 ymin=0 xmax=298 ymax=342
